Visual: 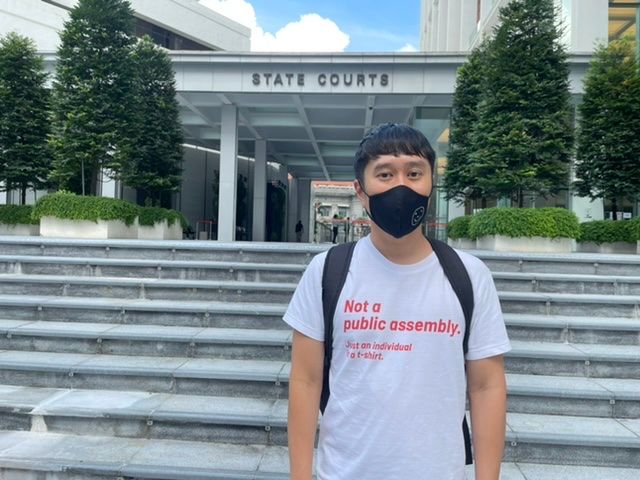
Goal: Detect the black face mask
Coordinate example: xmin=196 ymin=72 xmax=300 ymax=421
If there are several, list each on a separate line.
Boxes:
xmin=363 ymin=184 xmax=430 ymax=239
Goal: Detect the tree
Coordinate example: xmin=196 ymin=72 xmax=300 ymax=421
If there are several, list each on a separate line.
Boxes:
xmin=0 ymin=32 xmax=52 ymax=204
xmin=121 ymin=36 xmax=183 ymax=206
xmin=469 ymin=0 xmax=574 ymax=207
xmin=444 ymin=39 xmax=491 ymax=205
xmin=50 ymin=0 xmax=138 ymax=196
xmin=574 ymin=38 xmax=640 ymax=219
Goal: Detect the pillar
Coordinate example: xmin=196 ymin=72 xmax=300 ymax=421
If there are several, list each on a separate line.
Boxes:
xmin=218 ymin=104 xmax=238 ymax=242
xmin=252 ymin=139 xmax=267 ymax=241
xmin=298 ymin=179 xmax=311 ymax=242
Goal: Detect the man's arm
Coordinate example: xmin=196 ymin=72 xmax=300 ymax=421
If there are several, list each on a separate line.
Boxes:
xmin=467 ymin=354 xmax=508 ymax=480
xmin=288 ymin=329 xmax=324 ymax=480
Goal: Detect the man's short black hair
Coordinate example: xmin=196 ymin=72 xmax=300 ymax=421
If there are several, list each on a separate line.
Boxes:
xmin=353 ymin=123 xmax=436 ymax=187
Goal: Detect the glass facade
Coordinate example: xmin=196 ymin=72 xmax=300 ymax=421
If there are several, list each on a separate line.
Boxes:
xmin=609 ymin=1 xmax=639 ymax=44
xmin=414 ymin=107 xmax=452 ymax=241
xmin=135 ymin=18 xmax=213 ymax=51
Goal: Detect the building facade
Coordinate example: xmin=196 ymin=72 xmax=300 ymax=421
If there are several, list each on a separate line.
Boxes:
xmin=420 ymin=0 xmax=640 ymax=232
xmin=2 ymin=1 xmax=635 ymax=242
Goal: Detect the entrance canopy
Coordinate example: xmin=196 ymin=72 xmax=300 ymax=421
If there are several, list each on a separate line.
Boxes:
xmin=172 ymin=52 xmax=469 ymax=181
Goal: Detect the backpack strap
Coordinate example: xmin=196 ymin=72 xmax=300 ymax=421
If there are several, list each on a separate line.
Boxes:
xmin=427 ymin=237 xmax=475 ymax=465
xmin=320 ymin=241 xmax=357 ymax=414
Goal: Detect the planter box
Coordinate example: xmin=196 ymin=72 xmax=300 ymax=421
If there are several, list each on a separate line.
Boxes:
xmin=40 ymin=216 xmax=138 ymax=239
xmin=577 ymin=241 xmax=637 ymax=255
xmin=447 ymin=238 xmax=476 ymax=250
xmin=0 ymin=223 xmax=39 ymax=236
xmin=138 ymin=220 xmax=183 ymax=240
xmin=476 ymin=235 xmax=574 ymax=253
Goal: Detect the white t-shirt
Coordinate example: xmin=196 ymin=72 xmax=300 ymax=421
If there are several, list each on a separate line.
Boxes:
xmin=284 ymin=235 xmax=511 ymax=480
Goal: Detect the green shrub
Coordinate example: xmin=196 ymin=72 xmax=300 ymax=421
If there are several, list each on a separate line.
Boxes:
xmin=468 ymin=207 xmax=580 ymax=239
xmin=578 ymin=220 xmax=637 ymax=244
xmin=138 ymin=206 xmax=188 ymax=229
xmin=32 ymin=191 xmax=139 ymax=226
xmin=0 ymin=205 xmax=38 ymax=225
xmin=447 ymin=215 xmax=473 ymax=240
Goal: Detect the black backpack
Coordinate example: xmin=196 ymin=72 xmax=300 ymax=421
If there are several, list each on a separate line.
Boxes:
xmin=320 ymin=237 xmax=474 ymax=465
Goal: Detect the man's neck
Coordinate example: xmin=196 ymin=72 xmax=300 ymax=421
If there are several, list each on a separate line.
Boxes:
xmin=369 ymin=227 xmax=433 ymax=265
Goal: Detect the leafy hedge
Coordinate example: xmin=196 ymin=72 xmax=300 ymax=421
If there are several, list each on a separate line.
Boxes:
xmin=0 ymin=205 xmax=38 ymax=225
xmin=467 ymin=208 xmax=580 ymax=239
xmin=138 ymin=206 xmax=188 ymax=229
xmin=578 ymin=220 xmax=640 ymax=244
xmin=32 ymin=191 xmax=140 ymax=226
xmin=447 ymin=215 xmax=473 ymax=240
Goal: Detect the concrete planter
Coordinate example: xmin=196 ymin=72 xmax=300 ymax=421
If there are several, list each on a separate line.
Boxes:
xmin=447 ymin=238 xmax=476 ymax=250
xmin=0 ymin=223 xmax=40 ymax=236
xmin=577 ymin=241 xmax=637 ymax=255
xmin=138 ymin=220 xmax=183 ymax=240
xmin=40 ymin=216 xmax=138 ymax=239
xmin=476 ymin=235 xmax=574 ymax=253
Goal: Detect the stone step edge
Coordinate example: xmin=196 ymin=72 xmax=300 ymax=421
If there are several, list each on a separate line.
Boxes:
xmin=0 ymin=320 xmax=292 ymax=345
xmin=3 ymin=235 xmax=640 ymax=264
xmin=0 ymin=384 xmax=637 ymax=429
xmin=4 ymin=255 xmax=640 ymax=283
xmin=0 ymin=347 xmax=638 ymax=383
xmin=0 ymin=292 xmax=638 ymax=318
xmin=0 ymin=274 xmax=298 ymax=292
xmin=2 ymin=429 xmax=636 ymax=480
xmin=4 ymin=273 xmax=640 ymax=294
xmin=0 ymin=254 xmax=307 ymax=272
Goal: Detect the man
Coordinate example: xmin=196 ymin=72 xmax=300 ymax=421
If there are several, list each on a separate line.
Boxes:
xmin=295 ymin=220 xmax=304 ymax=242
xmin=284 ymin=123 xmax=511 ymax=480
xmin=331 ymin=214 xmax=340 ymax=243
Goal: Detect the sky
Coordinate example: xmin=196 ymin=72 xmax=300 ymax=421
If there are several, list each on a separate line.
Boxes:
xmin=198 ymin=0 xmax=421 ymax=53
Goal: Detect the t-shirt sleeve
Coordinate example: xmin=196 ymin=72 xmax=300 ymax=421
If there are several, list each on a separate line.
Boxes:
xmin=282 ymin=252 xmax=326 ymax=341
xmin=463 ymin=255 xmax=511 ymax=361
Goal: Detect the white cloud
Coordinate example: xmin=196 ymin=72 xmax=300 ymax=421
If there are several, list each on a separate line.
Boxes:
xmin=398 ymin=43 xmax=418 ymax=52
xmin=199 ymin=0 xmax=350 ymax=52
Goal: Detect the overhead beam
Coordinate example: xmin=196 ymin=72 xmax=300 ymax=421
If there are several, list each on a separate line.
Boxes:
xmin=292 ymin=95 xmax=331 ymax=181
xmin=217 ymin=93 xmax=286 ymax=164
xmin=177 ymin=93 xmax=218 ymax=131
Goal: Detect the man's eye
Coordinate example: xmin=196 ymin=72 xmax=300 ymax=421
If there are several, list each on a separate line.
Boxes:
xmin=377 ymin=172 xmax=391 ymax=179
xmin=409 ymin=171 xmax=422 ymax=177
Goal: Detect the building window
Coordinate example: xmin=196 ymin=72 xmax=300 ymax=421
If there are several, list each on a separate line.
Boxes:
xmin=135 ymin=18 xmax=213 ymax=51
xmin=609 ymin=1 xmax=639 ymax=43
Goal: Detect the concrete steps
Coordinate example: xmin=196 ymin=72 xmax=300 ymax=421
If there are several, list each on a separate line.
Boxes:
xmin=0 ymin=237 xmax=638 ymax=477
xmin=1 ymin=429 xmax=636 ymax=480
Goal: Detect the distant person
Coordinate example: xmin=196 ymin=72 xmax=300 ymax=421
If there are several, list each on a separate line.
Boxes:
xmin=295 ymin=220 xmax=304 ymax=242
xmin=345 ymin=216 xmax=350 ymax=241
xmin=331 ymin=214 xmax=339 ymax=243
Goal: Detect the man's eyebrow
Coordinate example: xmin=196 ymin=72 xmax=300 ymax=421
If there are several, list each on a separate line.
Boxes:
xmin=372 ymin=160 xmax=429 ymax=171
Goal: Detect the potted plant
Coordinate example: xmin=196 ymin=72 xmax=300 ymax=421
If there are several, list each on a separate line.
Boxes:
xmin=577 ymin=220 xmax=638 ymax=254
xmin=469 ymin=207 xmax=580 ymax=253
xmin=0 ymin=205 xmax=39 ymax=236
xmin=138 ymin=206 xmax=187 ymax=240
xmin=447 ymin=215 xmax=475 ymax=249
xmin=32 ymin=191 xmax=139 ymax=239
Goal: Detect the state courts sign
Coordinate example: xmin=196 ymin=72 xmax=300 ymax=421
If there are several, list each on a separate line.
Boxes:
xmin=250 ymin=71 xmax=390 ymax=90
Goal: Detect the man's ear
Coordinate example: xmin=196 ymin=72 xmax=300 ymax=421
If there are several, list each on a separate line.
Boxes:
xmin=354 ymin=178 xmax=364 ymax=194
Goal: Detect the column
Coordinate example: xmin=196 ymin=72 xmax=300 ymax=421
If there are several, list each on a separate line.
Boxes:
xmin=252 ymin=139 xmax=267 ymax=241
xmin=218 ymin=105 xmax=238 ymax=242
xmin=298 ymin=179 xmax=311 ymax=243
xmin=288 ymin=176 xmax=299 ymax=242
